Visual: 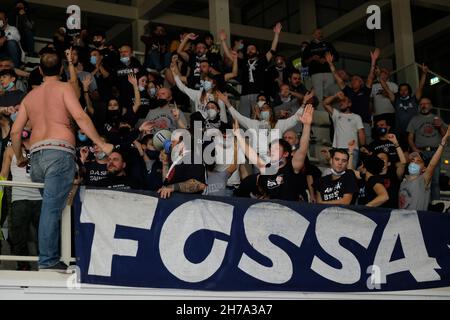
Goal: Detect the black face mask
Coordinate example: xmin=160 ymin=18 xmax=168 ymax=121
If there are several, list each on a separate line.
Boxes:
xmin=107 ymin=110 xmax=121 ymax=122
xmin=377 ymin=127 xmax=388 ymax=136
xmin=93 ymin=41 xmax=102 ymax=48
xmin=146 ymin=150 xmax=160 ymax=160
xmin=118 ymin=127 xmax=131 ymax=136
xmin=156 ymin=99 xmax=168 ymax=107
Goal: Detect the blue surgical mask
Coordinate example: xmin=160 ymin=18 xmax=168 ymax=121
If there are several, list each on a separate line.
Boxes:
xmin=90 ymin=56 xmax=97 ymax=65
xmin=3 ymin=82 xmax=14 ymax=91
xmin=408 ymin=163 xmax=421 ymax=176
xmin=260 ymin=111 xmax=270 ymax=121
xmin=78 ymin=132 xmax=88 ymax=142
xmin=202 ymin=80 xmax=213 ymax=92
xmin=149 ymin=87 xmax=157 ymax=97
xmin=238 ymin=43 xmax=244 ymax=50
xmin=10 ymin=112 xmax=17 ymax=122
xmin=120 ymin=56 xmax=130 ymax=64
xmin=139 ymin=86 xmax=146 ymax=92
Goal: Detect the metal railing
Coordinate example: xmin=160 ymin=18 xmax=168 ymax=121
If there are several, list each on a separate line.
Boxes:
xmin=0 ymin=181 xmax=75 ymax=266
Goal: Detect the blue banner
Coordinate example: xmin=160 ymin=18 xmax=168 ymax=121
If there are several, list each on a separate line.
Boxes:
xmin=73 ymin=188 xmax=450 ymax=292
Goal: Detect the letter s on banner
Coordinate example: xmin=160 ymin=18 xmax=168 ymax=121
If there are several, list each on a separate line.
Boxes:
xmin=238 ymin=202 xmax=309 ymax=284
xmin=311 ymin=207 xmax=377 ymax=284
xmin=159 ymin=199 xmax=233 ymax=283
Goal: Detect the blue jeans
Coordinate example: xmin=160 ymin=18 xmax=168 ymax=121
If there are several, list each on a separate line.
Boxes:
xmin=30 ymin=150 xmax=76 ymax=268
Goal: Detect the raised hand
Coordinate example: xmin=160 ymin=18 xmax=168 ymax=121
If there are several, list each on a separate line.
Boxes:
xmin=187 ymin=33 xmax=199 ymax=41
xmin=139 ymin=120 xmax=155 ymax=134
xmin=79 ymin=146 xmax=89 ymax=163
xmin=127 ymin=73 xmax=138 ymax=86
xmin=65 ymin=47 xmax=73 ymax=63
xmin=336 ymin=91 xmax=346 ymax=100
xmin=298 ymin=104 xmax=314 ymax=125
xmin=219 ymin=30 xmax=227 ymax=42
xmin=348 ymin=139 xmax=356 ymax=153
xmin=386 ymin=134 xmax=399 ymax=144
xmin=171 ymin=106 xmax=180 ymax=120
xmin=216 ymin=91 xmax=230 ymax=105
xmin=303 ymin=90 xmax=315 ymax=104
xmin=273 ymin=22 xmax=282 ymax=34
xmin=81 ymin=74 xmax=93 ymax=91
xmin=231 ymin=50 xmax=239 ymax=60
xmin=418 ymin=63 xmax=429 ymax=74
xmin=325 ymin=52 xmax=334 ymax=65
xmin=370 ymin=48 xmax=381 ymax=64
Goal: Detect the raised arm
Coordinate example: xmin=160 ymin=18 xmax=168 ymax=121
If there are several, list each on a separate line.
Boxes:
xmin=325 ymin=52 xmax=345 ymax=90
xmin=65 ymin=47 xmax=81 ymax=98
xmin=379 ymin=74 xmax=395 ymax=103
xmin=292 ymin=105 xmax=313 ymax=173
xmin=366 ymin=183 xmax=389 ymax=207
xmin=416 ymin=64 xmax=429 ymax=101
xmin=219 ymin=30 xmax=233 ymax=62
xmin=217 ymin=91 xmax=257 ymax=130
xmin=386 ymin=133 xmax=407 ymax=178
xmin=81 ymin=75 xmax=94 ymax=116
xmin=232 ymin=119 xmax=267 ymax=170
xmin=323 ymin=91 xmax=343 ymax=115
xmin=366 ymin=48 xmax=380 ymax=88
xmin=177 ymin=33 xmax=198 ymax=62
xmin=424 ymin=126 xmax=450 ymax=185
xmin=170 ymin=56 xmax=200 ymax=104
xmin=127 ymin=74 xmax=141 ymax=114
xmin=63 ymin=83 xmax=113 ymax=155
xmin=266 ymin=23 xmax=282 ymax=62
xmin=224 ymin=51 xmax=239 ymax=82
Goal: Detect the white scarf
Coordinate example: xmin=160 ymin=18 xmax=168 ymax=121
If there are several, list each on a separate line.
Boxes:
xmin=248 ymin=58 xmax=258 ymax=83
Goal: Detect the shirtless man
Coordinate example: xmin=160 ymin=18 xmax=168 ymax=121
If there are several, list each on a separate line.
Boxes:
xmin=10 ymin=51 xmax=113 ymax=271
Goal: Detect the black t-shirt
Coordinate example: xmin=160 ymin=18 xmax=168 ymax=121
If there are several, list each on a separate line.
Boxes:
xmin=96 ymin=174 xmax=138 ymax=191
xmin=258 ymin=162 xmax=307 ymax=201
xmin=164 ymin=151 xmax=206 ymax=189
xmin=357 ymin=175 xmax=383 ymax=206
xmin=114 ymin=57 xmax=145 ymax=108
xmin=379 ymin=169 xmax=401 ymax=209
xmin=239 ymin=56 xmax=269 ymax=95
xmin=0 ymin=90 xmax=26 ymax=107
xmin=343 ymin=85 xmax=372 ymax=123
xmin=83 ymin=161 xmax=108 ymax=186
xmin=368 ymin=139 xmax=400 ymax=164
xmin=302 ymin=40 xmax=339 ymax=75
xmin=314 ymin=170 xmax=358 ymax=202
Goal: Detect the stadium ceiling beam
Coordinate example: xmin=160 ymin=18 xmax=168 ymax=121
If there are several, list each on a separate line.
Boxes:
xmin=150 ymin=13 xmax=374 ymax=58
xmin=137 ymin=0 xmax=178 ymax=19
xmin=27 ymin=0 xmax=138 ymax=20
xmin=413 ymin=0 xmax=450 ymax=12
xmin=321 ymin=0 xmax=390 ymax=41
xmin=381 ymin=14 xmax=450 ymax=57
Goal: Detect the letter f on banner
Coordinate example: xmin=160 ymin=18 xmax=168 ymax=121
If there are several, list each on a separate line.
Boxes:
xmin=80 ymin=190 xmax=159 ymax=277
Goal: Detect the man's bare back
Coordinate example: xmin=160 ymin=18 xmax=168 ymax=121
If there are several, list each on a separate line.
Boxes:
xmin=23 ymin=79 xmax=76 ymax=146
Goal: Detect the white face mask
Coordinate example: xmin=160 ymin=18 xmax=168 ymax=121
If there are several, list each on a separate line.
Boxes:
xmin=257 ymin=101 xmax=266 ymax=108
xmin=0 ymin=21 xmax=4 ymax=29
xmin=206 ymin=109 xmax=218 ymax=120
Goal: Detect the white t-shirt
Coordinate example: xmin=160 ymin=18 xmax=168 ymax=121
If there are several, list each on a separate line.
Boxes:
xmin=371 ymin=82 xmax=398 ymax=115
xmin=331 ymin=109 xmax=364 ymax=149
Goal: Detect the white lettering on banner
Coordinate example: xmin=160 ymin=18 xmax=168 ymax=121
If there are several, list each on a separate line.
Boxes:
xmin=159 ymin=199 xmax=234 ymax=283
xmin=373 ymin=210 xmax=441 ymax=283
xmin=311 ymin=207 xmax=377 ymax=284
xmin=80 ymin=190 xmax=158 ymax=277
xmin=238 ymin=203 xmax=309 ymax=284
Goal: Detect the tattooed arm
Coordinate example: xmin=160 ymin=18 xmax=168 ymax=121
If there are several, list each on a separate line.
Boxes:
xmin=158 ymin=179 xmax=207 ymax=199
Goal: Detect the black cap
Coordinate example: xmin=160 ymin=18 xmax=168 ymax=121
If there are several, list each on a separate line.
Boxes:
xmin=362 ymin=155 xmax=385 ymax=175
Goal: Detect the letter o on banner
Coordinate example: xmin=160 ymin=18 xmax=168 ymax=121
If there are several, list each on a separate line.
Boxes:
xmin=159 ymin=199 xmax=234 ymax=283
